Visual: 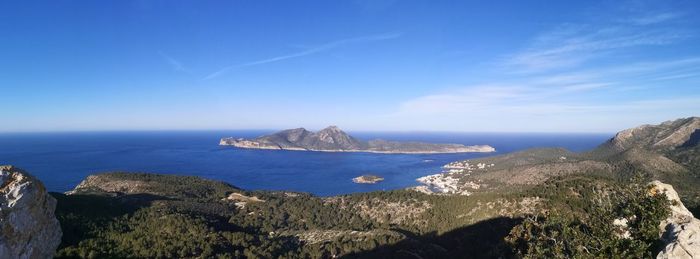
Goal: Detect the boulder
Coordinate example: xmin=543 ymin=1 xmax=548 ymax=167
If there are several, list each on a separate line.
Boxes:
xmin=0 ymin=165 xmax=62 ymax=259
xmin=649 ymin=181 xmax=700 ymax=259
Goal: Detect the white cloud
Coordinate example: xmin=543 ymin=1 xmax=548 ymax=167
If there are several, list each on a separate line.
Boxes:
xmin=388 ymin=8 xmax=697 ymax=132
xmin=625 ymin=12 xmax=684 ymax=25
xmin=392 ymin=52 xmax=700 ymax=132
xmin=503 ymin=11 xmax=690 ymax=74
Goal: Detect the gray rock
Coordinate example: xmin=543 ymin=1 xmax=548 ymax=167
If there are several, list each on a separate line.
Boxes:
xmin=0 ymin=165 xmax=62 ymax=259
xmin=650 ymin=181 xmax=700 ymax=259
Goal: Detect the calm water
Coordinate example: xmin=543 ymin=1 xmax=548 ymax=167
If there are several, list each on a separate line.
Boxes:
xmin=0 ymin=131 xmax=611 ymax=196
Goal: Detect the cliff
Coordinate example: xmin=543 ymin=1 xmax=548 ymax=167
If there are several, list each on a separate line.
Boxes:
xmin=650 ymin=181 xmax=700 ymax=259
xmin=0 ymin=165 xmax=62 ymax=259
xmin=220 ymin=125 xmax=495 ymax=154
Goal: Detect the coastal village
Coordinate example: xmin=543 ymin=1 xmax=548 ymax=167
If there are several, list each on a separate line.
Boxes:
xmin=414 ymin=160 xmax=495 ymax=195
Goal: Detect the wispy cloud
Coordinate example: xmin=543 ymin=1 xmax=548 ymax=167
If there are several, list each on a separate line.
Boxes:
xmin=625 ymin=12 xmax=684 ymax=25
xmin=503 ymin=10 xmax=690 ymax=74
xmin=402 ymin=54 xmax=700 ymax=112
xmin=158 ymin=51 xmax=189 ymax=73
xmin=391 ymin=50 xmax=700 ymax=132
xmin=387 ymin=2 xmax=700 ymax=132
xmin=203 ymin=32 xmax=402 ymax=80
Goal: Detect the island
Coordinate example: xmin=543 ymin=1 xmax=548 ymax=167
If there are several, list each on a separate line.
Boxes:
xmin=220 ymin=126 xmax=495 ymax=154
xmin=352 ymin=174 xmax=384 ymax=184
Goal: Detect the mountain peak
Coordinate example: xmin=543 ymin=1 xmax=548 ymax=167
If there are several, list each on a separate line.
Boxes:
xmin=321 ymin=125 xmax=342 ymax=132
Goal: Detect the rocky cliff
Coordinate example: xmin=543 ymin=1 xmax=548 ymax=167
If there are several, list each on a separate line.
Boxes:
xmin=220 ymin=125 xmax=495 ymax=154
xmin=0 ymin=165 xmax=62 ymax=259
xmin=650 ymin=181 xmax=700 ymax=259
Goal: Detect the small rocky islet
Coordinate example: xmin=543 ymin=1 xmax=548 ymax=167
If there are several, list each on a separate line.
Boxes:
xmin=352 ymin=174 xmax=384 ymax=184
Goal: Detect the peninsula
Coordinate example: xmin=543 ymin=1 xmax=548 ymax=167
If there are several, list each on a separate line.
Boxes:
xmin=220 ymin=126 xmax=495 ymax=154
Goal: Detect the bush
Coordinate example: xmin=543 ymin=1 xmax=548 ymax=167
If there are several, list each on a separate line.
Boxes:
xmin=506 ymin=182 xmax=670 ymax=258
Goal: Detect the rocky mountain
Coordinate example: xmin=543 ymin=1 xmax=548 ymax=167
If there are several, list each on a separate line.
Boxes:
xmin=594 ymin=117 xmax=700 ymax=156
xmin=415 ymin=117 xmax=700 ymax=198
xmin=0 ymin=165 xmax=62 ymax=259
xmin=220 ymin=125 xmax=495 ymax=154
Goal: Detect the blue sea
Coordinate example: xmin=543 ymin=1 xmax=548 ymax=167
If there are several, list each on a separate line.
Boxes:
xmin=0 ymin=131 xmax=611 ymax=196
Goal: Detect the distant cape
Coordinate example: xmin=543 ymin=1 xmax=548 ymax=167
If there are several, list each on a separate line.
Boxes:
xmin=220 ymin=126 xmax=495 ymax=154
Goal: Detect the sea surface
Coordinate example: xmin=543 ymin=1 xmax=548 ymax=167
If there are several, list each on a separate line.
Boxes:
xmin=0 ymin=131 xmax=612 ymax=196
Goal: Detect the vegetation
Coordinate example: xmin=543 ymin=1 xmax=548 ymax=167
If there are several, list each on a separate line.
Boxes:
xmin=507 ymin=179 xmax=670 ymax=258
xmin=52 ymin=168 xmax=679 ymax=258
xmin=48 ymin=118 xmax=699 ymax=258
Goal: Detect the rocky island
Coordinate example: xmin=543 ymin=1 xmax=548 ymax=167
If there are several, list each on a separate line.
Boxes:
xmin=220 ymin=126 xmax=495 ymax=154
xmin=352 ymin=174 xmax=384 ymax=184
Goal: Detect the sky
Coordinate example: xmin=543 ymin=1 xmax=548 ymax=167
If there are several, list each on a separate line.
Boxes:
xmin=1 ymin=0 xmax=699 ymax=133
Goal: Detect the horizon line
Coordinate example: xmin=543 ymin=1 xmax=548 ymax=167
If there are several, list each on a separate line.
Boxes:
xmin=0 ymin=128 xmax=616 ymax=135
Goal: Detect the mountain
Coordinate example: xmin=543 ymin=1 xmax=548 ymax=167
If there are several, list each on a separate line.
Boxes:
xmin=416 ymin=117 xmax=700 ymax=206
xmin=593 ymin=117 xmax=700 ymax=156
xmin=220 ymin=125 xmax=496 ymax=154
xmin=22 ymin=116 xmax=698 ymax=258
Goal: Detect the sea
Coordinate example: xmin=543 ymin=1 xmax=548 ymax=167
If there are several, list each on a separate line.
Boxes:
xmin=0 ymin=131 xmax=612 ymax=196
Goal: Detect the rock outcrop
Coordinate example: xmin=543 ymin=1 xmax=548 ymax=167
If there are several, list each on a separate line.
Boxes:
xmin=220 ymin=126 xmax=495 ymax=154
xmin=352 ymin=175 xmax=384 ymax=184
xmin=649 ymin=181 xmax=700 ymax=259
xmin=0 ymin=165 xmax=62 ymax=259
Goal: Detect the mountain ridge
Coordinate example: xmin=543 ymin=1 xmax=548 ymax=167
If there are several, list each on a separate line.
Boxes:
xmin=417 ymin=116 xmax=700 ymax=195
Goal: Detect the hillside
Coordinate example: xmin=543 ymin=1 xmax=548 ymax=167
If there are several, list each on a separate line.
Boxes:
xmin=418 ymin=118 xmax=700 ymax=202
xmin=592 ymin=117 xmax=700 ymax=156
xmin=39 ymin=116 xmax=700 ymax=258
xmin=54 ymin=172 xmax=537 ymax=258
xmin=220 ymin=126 xmax=495 ymax=154
xmin=52 ymin=171 xmax=693 ymax=258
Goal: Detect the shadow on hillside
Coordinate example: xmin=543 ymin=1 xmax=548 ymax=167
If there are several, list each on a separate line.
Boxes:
xmin=681 ymin=129 xmax=700 ymax=148
xmin=51 ymin=192 xmax=174 ymax=249
xmin=51 ymin=192 xmax=175 ymax=212
xmin=341 ymin=217 xmax=521 ymax=259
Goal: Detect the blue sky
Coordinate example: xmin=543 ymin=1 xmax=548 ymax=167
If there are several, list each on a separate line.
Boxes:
xmin=1 ymin=0 xmax=699 ymax=133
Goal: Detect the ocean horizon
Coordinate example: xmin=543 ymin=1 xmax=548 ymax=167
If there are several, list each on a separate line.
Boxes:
xmin=0 ymin=130 xmax=612 ymax=196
